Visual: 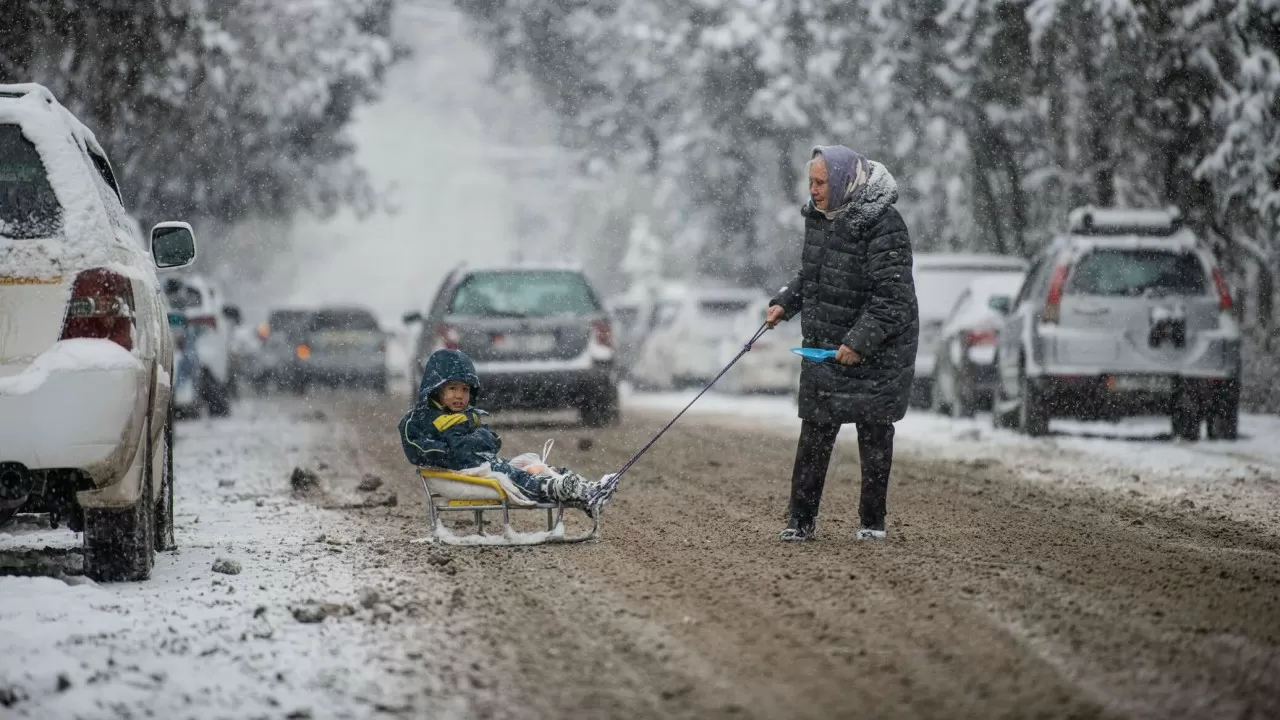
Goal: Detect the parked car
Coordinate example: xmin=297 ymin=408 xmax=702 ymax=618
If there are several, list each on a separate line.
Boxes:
xmin=405 ymin=264 xmax=620 ymax=426
xmin=252 ymin=307 xmax=315 ymax=393
xmin=912 ymin=253 xmax=1030 ymax=407
xmin=0 ymin=83 xmax=197 ymax=580
xmin=715 ymin=298 xmax=803 ymax=394
xmin=292 ymin=306 xmax=388 ymax=393
xmin=991 ymin=206 xmax=1241 ymax=440
xmin=229 ymin=321 xmax=264 ymax=391
xmin=162 ymin=275 xmax=240 ymax=415
xmin=930 ymin=274 xmax=1026 ymax=417
xmin=629 ymin=285 xmax=766 ymax=390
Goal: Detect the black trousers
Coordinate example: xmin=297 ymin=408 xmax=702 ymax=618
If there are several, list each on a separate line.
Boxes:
xmin=788 ymin=420 xmax=895 ymax=529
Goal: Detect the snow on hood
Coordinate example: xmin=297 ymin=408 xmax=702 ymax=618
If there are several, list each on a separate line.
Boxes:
xmin=0 ymin=86 xmax=149 ymax=279
xmin=0 ymin=339 xmax=142 ymax=396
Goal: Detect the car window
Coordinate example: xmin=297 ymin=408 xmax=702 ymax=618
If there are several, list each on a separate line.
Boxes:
xmin=86 ymin=148 xmax=122 ymax=202
xmin=268 ymin=311 xmax=314 ymax=340
xmin=449 ymin=271 xmax=600 ymax=318
xmin=163 ymin=280 xmax=203 ymax=311
xmin=1067 ymin=249 xmax=1207 ymax=297
xmin=0 ymin=124 xmax=62 ymax=240
xmin=309 ymin=310 xmax=380 ymax=332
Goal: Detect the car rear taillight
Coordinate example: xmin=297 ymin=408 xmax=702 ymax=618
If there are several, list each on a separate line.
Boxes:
xmin=60 ymin=268 xmax=135 ymax=350
xmin=433 ymin=324 xmax=460 ymax=350
xmin=188 ymin=314 xmax=217 ymax=329
xmin=1211 ymin=267 xmax=1233 ymax=312
xmin=1041 ymin=264 xmax=1070 ymax=324
xmin=966 ymin=329 xmax=997 ymax=346
xmin=296 ymin=344 xmax=311 ymax=360
xmin=592 ymin=319 xmax=614 ymax=349
xmin=257 ymin=322 xmax=270 ymax=340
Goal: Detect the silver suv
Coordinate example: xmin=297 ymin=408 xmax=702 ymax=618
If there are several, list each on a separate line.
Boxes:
xmin=991 ymin=207 xmax=1241 ymax=440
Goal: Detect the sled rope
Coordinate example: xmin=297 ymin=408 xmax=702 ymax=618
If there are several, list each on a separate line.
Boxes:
xmin=606 ymin=322 xmax=770 ymax=489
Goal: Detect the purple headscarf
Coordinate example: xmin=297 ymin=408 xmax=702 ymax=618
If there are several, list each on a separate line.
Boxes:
xmin=812 ymin=145 xmax=871 ymax=217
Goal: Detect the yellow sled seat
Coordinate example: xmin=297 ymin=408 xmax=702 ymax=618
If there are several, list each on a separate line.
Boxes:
xmin=418 ymin=468 xmax=506 ymax=507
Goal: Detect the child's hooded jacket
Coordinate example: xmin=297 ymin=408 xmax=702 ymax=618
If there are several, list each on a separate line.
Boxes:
xmin=399 ymin=349 xmax=502 ymax=469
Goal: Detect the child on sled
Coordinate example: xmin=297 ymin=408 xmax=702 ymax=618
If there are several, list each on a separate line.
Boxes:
xmin=399 ymin=349 xmax=614 ymax=515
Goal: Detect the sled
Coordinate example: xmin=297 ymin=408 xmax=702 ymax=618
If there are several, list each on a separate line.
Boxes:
xmin=416 ymin=468 xmax=600 ymax=546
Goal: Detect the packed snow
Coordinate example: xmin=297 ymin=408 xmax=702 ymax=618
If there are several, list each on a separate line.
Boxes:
xmin=623 ymin=386 xmax=1280 ymax=533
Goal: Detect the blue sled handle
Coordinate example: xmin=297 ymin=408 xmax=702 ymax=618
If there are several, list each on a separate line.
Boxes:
xmin=790 ymin=347 xmax=837 ymax=362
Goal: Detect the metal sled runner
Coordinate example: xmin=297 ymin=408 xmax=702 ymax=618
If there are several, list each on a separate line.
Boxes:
xmin=416 ymin=468 xmax=600 ymax=546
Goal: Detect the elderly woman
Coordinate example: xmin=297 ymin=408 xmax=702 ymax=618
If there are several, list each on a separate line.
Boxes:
xmin=766 ymin=145 xmax=919 ymax=541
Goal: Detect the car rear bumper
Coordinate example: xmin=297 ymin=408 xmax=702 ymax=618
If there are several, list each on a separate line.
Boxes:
xmin=1031 ymin=373 xmax=1237 ymax=419
xmin=477 ymin=366 xmax=616 ymax=410
xmin=0 ymin=343 xmax=148 ymax=483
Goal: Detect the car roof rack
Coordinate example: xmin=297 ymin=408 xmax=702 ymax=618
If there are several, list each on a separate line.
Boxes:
xmin=1068 ymin=206 xmax=1183 ymax=236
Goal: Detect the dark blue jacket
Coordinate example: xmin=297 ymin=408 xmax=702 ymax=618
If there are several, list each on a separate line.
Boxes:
xmin=399 ymin=350 xmax=502 ymax=469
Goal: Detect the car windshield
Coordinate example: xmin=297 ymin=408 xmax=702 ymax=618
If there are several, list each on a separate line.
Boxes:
xmin=0 ymin=124 xmax=62 ymax=240
xmin=1067 ymin=249 xmax=1207 ymax=297
xmin=916 ymin=267 xmax=1024 ymax=321
xmin=696 ymin=298 xmax=755 ymax=337
xmin=449 ymin=271 xmax=599 ymax=317
xmin=309 ymin=310 xmax=379 ymax=332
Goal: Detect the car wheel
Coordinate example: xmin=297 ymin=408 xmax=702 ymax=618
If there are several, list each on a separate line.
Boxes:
xmin=581 ymin=389 xmax=620 ymax=428
xmin=84 ymin=422 xmax=156 ymax=582
xmin=1018 ymin=365 xmax=1050 ymax=437
xmin=1171 ymin=407 xmax=1201 ymax=442
xmin=154 ymin=407 xmax=176 ymax=551
xmin=951 ymin=372 xmax=976 ymax=419
xmin=201 ymin=371 xmax=232 ymax=417
xmin=930 ymin=363 xmax=952 ymax=415
xmin=1206 ymin=381 xmax=1240 ymax=441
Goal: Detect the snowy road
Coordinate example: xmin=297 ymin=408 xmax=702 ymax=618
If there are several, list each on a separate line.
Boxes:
xmin=2 ymin=390 xmax=1278 ymax=719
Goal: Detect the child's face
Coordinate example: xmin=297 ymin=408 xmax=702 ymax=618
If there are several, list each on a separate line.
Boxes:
xmin=439 ymin=381 xmax=471 ymax=411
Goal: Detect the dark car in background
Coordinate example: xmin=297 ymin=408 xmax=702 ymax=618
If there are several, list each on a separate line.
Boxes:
xmin=252 ymin=308 xmax=315 ymax=393
xmin=293 ymin=306 xmax=389 ymax=393
xmin=405 ymin=265 xmax=619 ymax=426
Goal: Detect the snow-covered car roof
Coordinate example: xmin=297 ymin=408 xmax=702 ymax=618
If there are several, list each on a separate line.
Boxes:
xmin=457 ymin=261 xmax=586 ymax=274
xmin=0 ymin=83 xmax=148 ymax=277
xmin=1066 ymin=206 xmax=1183 ymax=236
xmin=914 ymin=253 xmax=1029 ymax=271
xmin=0 ymin=83 xmax=110 ymax=161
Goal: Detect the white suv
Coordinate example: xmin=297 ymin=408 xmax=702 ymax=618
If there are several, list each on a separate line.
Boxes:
xmin=0 ymin=83 xmax=197 ymax=581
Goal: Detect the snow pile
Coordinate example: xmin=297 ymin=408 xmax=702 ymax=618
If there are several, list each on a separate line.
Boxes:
xmin=0 ymin=339 xmax=141 ymax=396
xmin=0 ymin=402 xmax=406 ymax=719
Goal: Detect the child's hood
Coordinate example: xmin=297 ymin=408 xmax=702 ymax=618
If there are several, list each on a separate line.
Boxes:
xmin=418 ymin=349 xmax=482 ymax=403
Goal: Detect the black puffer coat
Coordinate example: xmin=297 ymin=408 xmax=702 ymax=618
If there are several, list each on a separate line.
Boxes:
xmin=771 ymin=162 xmax=919 ymax=425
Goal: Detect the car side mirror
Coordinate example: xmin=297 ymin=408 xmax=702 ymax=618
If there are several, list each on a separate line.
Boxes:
xmin=151 ymin=222 xmax=197 ymax=269
xmin=223 ymin=304 xmax=242 ymax=325
xmin=988 ymin=295 xmax=1012 ymax=315
xmin=403 ymin=311 xmax=423 ymax=325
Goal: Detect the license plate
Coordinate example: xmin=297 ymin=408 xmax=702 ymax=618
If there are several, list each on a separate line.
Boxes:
xmin=492 ymin=333 xmax=556 ymax=353
xmin=1110 ymin=375 xmax=1172 ymax=392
